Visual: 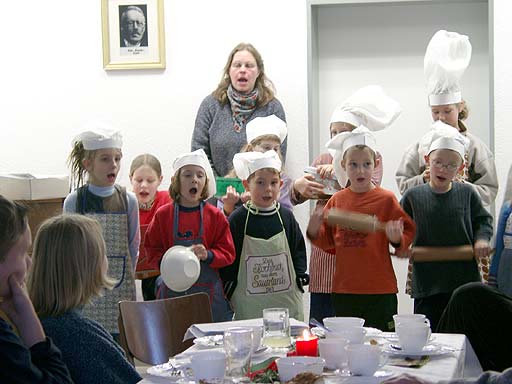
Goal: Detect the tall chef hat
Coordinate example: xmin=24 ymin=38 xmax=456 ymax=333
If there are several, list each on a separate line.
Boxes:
xmin=325 ymin=126 xmax=377 ymax=187
xmin=172 ymin=149 xmax=216 ymax=199
xmin=233 ymin=150 xmax=282 ymax=181
xmin=329 ymin=85 xmax=402 ymax=131
xmin=424 ymin=30 xmax=472 ymax=106
xmin=72 ymin=122 xmax=123 ymax=150
xmin=420 ymin=120 xmax=469 ymax=160
xmin=246 ymin=115 xmax=287 ymax=144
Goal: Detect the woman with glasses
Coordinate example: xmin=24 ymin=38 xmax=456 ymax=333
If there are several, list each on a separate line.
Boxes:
xmin=400 ymin=122 xmax=493 ymax=330
xmin=191 ymin=42 xmax=286 ymax=179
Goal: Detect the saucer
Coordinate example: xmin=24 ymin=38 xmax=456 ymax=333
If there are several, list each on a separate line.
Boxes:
xmin=384 ymin=343 xmax=451 ymax=357
xmin=147 ymin=361 xmax=184 ymax=381
xmin=193 ymin=335 xmax=223 ymax=347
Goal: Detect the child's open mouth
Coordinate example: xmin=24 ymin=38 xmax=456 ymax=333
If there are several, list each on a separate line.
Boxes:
xmin=189 ymin=187 xmax=198 ymax=195
xmin=107 ymin=173 xmax=116 ymax=182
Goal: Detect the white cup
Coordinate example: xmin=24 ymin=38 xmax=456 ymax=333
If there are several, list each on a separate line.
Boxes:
xmin=393 ymin=314 xmax=430 ymax=328
xmin=323 ymin=317 xmax=365 ymax=331
xmin=182 ymin=351 xmax=226 ymax=383
xmin=318 ymin=338 xmax=349 ymax=370
xmin=396 ymin=323 xmax=430 ymax=353
xmin=325 ymin=326 xmax=367 ymax=344
xmin=345 ymin=344 xmax=387 ymax=376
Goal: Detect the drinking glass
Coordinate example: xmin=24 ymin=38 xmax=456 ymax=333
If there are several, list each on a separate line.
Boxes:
xmin=262 ymin=308 xmax=291 ymax=348
xmin=223 ymin=327 xmax=253 ymax=382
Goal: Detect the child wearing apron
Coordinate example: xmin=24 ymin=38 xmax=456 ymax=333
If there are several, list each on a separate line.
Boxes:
xmin=222 ymin=150 xmax=308 ymax=321
xmin=144 ymin=149 xmax=235 ymax=322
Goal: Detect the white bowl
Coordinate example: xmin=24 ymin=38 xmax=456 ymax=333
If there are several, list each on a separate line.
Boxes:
xmin=276 ymin=356 xmax=325 ymax=382
xmin=323 ymin=317 xmax=365 ymax=330
xmin=160 ymin=246 xmax=200 ymax=292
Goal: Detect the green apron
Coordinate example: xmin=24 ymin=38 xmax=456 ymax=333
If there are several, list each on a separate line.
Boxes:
xmin=231 ymin=208 xmax=303 ymax=321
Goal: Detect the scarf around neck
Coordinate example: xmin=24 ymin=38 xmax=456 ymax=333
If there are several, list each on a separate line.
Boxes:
xmin=227 ymin=84 xmax=258 ymax=132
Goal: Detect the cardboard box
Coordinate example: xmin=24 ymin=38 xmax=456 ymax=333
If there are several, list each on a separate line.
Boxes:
xmin=0 ymin=173 xmax=69 ymax=200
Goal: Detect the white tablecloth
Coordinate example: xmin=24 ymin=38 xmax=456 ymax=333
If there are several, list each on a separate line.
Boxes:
xmin=138 ymin=332 xmax=482 ymax=383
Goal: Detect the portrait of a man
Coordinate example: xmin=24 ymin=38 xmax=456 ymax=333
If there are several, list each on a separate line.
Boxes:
xmin=119 ymin=5 xmax=148 ymax=48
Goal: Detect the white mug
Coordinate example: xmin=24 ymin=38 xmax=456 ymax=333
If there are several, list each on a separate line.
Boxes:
xmin=182 ymin=351 xmax=226 ymax=383
xmin=345 ymin=344 xmax=387 ymax=376
xmin=325 ymin=326 xmax=366 ymax=344
xmin=393 ymin=314 xmax=430 ymax=328
xmin=323 ymin=317 xmax=365 ymax=331
xmin=396 ymin=323 xmax=430 ymax=353
xmin=318 ymin=338 xmax=349 ymax=370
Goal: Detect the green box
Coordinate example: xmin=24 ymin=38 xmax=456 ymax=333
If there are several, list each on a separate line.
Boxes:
xmin=215 ymin=177 xmax=245 ymax=197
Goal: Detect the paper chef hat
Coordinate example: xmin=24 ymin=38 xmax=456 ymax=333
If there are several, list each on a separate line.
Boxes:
xmin=329 ymin=85 xmax=402 ymax=131
xmin=424 ymin=30 xmax=472 ymax=106
xmin=172 ymin=149 xmax=216 ymax=199
xmin=233 ymin=150 xmax=282 ymax=181
xmin=420 ymin=120 xmax=469 ymax=160
xmin=246 ymin=115 xmax=287 ymax=144
xmin=72 ymin=122 xmax=123 ymax=150
xmin=326 ymin=126 xmax=377 ymax=187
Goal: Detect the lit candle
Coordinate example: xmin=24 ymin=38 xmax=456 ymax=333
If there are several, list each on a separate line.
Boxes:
xmin=295 ymin=329 xmax=318 ymax=357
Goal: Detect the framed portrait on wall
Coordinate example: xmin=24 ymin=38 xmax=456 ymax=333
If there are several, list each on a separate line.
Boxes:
xmin=101 ymin=0 xmax=165 ymax=70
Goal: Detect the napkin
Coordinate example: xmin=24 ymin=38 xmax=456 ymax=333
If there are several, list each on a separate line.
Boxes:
xmin=184 ymin=318 xmax=309 ymax=340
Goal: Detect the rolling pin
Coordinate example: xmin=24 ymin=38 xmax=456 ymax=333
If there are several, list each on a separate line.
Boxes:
xmin=326 ymin=209 xmax=386 ymax=233
xmin=411 ymin=245 xmax=474 ymax=262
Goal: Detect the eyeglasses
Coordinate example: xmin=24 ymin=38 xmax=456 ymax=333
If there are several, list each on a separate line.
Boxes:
xmin=431 ymin=159 xmax=459 ymax=171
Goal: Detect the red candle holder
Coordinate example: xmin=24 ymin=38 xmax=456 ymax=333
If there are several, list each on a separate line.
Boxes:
xmin=295 ymin=330 xmax=318 ymax=357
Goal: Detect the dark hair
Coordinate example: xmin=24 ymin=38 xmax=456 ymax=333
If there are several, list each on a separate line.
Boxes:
xmin=212 ymin=42 xmax=275 ymax=107
xmin=169 ymin=167 xmax=209 ymax=202
xmin=458 ymin=100 xmax=469 ymax=121
xmin=67 ymin=141 xmax=96 ymax=189
xmin=0 ymin=195 xmax=28 ymax=262
xmin=129 ymin=153 xmax=162 ymax=178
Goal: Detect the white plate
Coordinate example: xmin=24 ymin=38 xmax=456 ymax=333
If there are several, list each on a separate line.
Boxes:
xmin=383 ymin=333 xmax=436 ymax=343
xmin=146 ymin=361 xmax=185 ymax=381
xmin=193 ymin=334 xmax=224 ymax=347
xmin=383 ymin=343 xmax=453 ymax=357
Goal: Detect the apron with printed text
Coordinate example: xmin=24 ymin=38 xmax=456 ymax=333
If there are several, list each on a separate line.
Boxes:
xmin=78 ymin=185 xmax=136 ymax=334
xmin=231 ymin=209 xmax=304 ymax=321
xmin=155 ymin=202 xmax=232 ymax=322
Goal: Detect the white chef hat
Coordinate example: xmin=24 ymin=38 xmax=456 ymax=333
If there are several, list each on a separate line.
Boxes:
xmin=246 ymin=115 xmax=287 ymax=144
xmin=326 ymin=126 xmax=377 ymax=187
xmin=72 ymin=122 xmax=123 ymax=150
xmin=424 ymin=30 xmax=472 ymax=106
xmin=172 ymin=149 xmax=216 ymax=199
xmin=329 ymin=85 xmax=402 ymax=131
xmin=233 ymin=150 xmax=282 ymax=181
xmin=419 ymin=120 xmax=469 ymax=160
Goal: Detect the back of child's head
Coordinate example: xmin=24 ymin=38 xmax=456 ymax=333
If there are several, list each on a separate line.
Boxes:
xmin=129 ymin=153 xmax=162 ymax=178
xmin=68 ymin=124 xmax=123 ymax=188
xmin=168 ymin=149 xmax=216 ymax=202
xmin=0 ymin=196 xmax=28 ymax=262
xmin=28 ymin=214 xmax=115 ymax=317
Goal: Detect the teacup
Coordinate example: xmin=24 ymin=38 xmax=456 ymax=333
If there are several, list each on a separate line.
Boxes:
xmin=318 ymin=338 xmax=349 ymax=370
xmin=323 ymin=317 xmax=365 ymax=331
xmin=345 ymin=344 xmax=387 ymax=376
xmin=325 ymin=326 xmax=366 ymax=344
xmin=182 ymin=351 xmax=226 ymax=383
xmin=396 ymin=323 xmax=430 ymax=353
xmin=393 ymin=314 xmax=430 ymax=328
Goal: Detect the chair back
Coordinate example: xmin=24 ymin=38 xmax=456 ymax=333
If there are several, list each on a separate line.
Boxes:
xmin=118 ymin=292 xmax=212 ymax=365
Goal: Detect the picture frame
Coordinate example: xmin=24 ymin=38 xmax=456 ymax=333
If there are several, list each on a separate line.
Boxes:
xmin=101 ymin=0 xmax=165 ymax=70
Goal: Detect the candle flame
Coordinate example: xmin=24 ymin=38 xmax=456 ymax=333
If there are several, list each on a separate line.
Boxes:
xmin=302 ymin=329 xmax=311 ymax=340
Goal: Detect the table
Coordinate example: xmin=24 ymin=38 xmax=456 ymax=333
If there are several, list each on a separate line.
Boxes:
xmin=138 ymin=332 xmax=482 ymax=383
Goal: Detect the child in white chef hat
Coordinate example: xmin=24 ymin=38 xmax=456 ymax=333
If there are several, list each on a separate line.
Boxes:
xmin=396 ymin=30 xmax=498 ymax=210
xmin=144 ymin=149 xmax=235 ymax=322
xmin=220 ymin=150 xmax=308 ymax=321
xmin=400 ymin=120 xmax=492 ymax=331
xmin=307 ymin=127 xmax=415 ymax=331
xmin=64 ymin=122 xmax=139 ymax=337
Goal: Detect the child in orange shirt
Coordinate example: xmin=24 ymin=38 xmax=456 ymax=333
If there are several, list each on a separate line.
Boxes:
xmin=307 ymin=127 xmax=415 ymax=331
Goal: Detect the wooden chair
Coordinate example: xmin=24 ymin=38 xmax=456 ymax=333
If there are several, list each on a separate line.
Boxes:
xmin=118 ymin=292 xmax=213 ymax=365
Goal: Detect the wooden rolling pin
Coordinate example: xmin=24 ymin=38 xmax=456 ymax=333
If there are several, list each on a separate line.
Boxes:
xmin=411 ymin=245 xmax=474 ymax=262
xmin=326 ymin=209 xmax=386 ymax=233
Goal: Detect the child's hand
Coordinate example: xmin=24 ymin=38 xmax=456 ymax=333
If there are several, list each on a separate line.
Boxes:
xmin=0 ymin=275 xmax=45 ymax=347
xmin=474 ymin=239 xmax=491 ymax=261
xmin=385 ymin=218 xmax=404 ymax=245
xmin=316 ymin=164 xmax=335 ymax=179
xmin=294 ymin=175 xmax=325 ymax=199
xmin=240 ymin=191 xmax=252 ymax=203
xmin=221 ymin=186 xmax=240 ymax=215
xmin=307 ymin=203 xmax=326 ymax=239
xmin=395 ymin=246 xmax=412 ymax=259
xmin=190 ymin=244 xmax=208 ymax=261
